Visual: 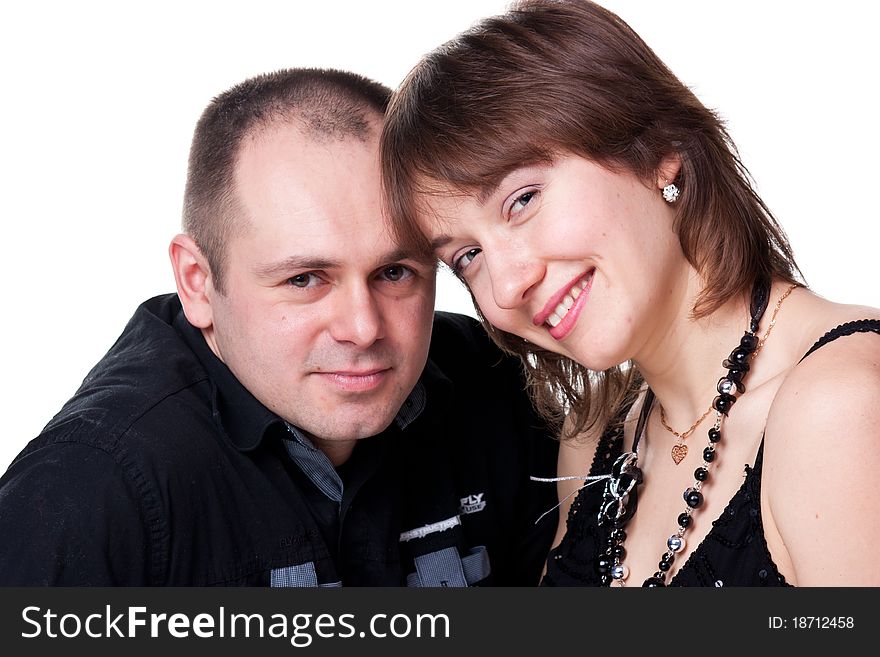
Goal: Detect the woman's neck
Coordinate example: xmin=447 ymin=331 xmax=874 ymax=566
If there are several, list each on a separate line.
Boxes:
xmin=633 ymin=276 xmax=752 ymax=428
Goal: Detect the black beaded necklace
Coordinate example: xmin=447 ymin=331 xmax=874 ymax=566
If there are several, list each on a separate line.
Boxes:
xmin=596 ymin=278 xmax=771 ymax=587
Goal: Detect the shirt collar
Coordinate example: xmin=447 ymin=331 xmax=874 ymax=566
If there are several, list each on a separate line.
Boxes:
xmin=175 ymin=309 xmax=285 ymax=452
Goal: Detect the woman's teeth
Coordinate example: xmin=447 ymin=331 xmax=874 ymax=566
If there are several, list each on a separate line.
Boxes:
xmin=546 ymin=277 xmax=589 ymax=328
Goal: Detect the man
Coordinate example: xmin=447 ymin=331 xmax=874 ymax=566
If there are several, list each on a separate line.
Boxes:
xmin=0 ymin=69 xmax=558 ymax=586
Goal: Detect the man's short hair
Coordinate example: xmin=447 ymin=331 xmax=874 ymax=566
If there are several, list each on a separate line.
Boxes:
xmin=182 ymin=68 xmax=391 ymax=293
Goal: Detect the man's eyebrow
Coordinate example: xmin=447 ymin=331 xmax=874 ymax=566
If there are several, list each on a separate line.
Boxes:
xmin=252 ymin=249 xmax=435 ymax=278
xmin=252 ymin=256 xmax=339 ymax=278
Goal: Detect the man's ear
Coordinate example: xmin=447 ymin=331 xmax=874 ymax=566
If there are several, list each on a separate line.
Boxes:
xmin=169 ymin=234 xmax=214 ymax=329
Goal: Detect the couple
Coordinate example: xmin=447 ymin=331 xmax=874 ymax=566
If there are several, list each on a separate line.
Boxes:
xmin=3 ymin=0 xmax=878 ymax=587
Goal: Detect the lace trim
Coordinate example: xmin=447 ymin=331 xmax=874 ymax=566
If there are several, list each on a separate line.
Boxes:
xmin=800 ymin=318 xmax=880 ymax=362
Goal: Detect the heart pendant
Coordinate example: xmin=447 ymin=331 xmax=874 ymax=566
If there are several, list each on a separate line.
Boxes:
xmin=671 ymin=444 xmax=688 ymax=465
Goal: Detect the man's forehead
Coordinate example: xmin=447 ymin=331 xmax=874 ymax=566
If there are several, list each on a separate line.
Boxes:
xmin=241 ymin=113 xmax=381 ymax=152
xmin=232 ymin=120 xmax=382 ymax=222
xmin=224 ymin=117 xmax=431 ymax=275
xmin=236 ymin=120 xmax=380 ymax=175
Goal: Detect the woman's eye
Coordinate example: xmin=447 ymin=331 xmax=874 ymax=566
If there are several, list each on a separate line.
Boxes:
xmin=509 ymin=190 xmax=537 ymax=215
xmin=452 ymin=247 xmax=482 ymax=274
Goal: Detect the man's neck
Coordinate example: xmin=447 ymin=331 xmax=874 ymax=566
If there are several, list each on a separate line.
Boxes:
xmin=306 ymin=434 xmax=357 ymax=468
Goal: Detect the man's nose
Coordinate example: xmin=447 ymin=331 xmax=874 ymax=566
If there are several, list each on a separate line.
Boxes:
xmin=329 ymin=282 xmax=385 ymax=347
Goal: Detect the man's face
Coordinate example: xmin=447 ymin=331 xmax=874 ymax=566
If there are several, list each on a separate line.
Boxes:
xmin=203 ymin=121 xmax=436 ymax=459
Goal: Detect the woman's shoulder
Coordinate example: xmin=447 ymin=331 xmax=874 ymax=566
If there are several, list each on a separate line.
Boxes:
xmin=762 ymin=293 xmax=879 ymax=489
xmin=557 ymin=413 xmax=608 ymax=481
xmin=791 ymin=294 xmax=877 ymax=368
xmin=768 ymin=295 xmax=880 ymax=421
xmin=760 ymin=298 xmax=880 ymax=583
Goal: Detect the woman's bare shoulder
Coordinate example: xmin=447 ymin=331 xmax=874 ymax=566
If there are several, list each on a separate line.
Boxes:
xmin=762 ymin=301 xmax=880 ymax=584
xmin=766 ymin=296 xmax=879 ymax=447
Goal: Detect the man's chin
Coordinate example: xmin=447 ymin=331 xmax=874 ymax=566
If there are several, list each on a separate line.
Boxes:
xmin=282 ymin=387 xmax=413 ymax=441
xmin=337 ymin=415 xmax=397 ymax=441
xmin=295 ymin=410 xmax=399 ymax=443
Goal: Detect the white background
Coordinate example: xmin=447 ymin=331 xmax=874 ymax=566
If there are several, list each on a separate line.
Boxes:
xmin=2 ymin=0 xmax=878 ymax=470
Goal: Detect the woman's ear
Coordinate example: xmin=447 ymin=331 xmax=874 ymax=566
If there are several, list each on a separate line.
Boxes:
xmin=656 ymin=154 xmax=682 ymax=189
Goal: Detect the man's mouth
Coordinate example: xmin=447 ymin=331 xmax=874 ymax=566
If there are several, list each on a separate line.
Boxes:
xmin=315 ymin=368 xmax=391 ymax=393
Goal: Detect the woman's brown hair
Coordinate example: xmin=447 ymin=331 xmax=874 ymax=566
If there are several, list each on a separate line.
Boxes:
xmin=381 ymin=0 xmax=801 ymax=437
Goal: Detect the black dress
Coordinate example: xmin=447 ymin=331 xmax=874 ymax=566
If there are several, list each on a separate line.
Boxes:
xmin=543 ymin=319 xmax=880 ymax=587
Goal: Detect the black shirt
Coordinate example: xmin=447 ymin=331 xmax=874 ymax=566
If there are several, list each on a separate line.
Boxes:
xmin=0 ymin=294 xmax=558 ymax=586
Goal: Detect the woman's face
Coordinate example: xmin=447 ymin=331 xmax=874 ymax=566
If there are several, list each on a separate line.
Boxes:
xmin=421 ymin=154 xmax=690 ymax=371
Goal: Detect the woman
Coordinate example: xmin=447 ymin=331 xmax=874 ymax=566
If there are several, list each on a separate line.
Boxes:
xmin=381 ymin=0 xmax=880 ymax=586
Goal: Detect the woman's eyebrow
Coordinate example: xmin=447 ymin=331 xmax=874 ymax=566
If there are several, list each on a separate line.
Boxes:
xmin=476 ymin=164 xmax=551 ymax=204
xmin=430 ymin=235 xmax=454 ymax=251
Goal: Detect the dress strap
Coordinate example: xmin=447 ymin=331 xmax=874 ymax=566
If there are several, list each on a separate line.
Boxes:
xmin=799 ymin=319 xmax=880 ymax=363
xmin=631 ymin=388 xmax=654 ymax=453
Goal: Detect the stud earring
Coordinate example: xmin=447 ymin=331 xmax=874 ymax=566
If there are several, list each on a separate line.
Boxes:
xmin=662 ymin=180 xmax=680 ymax=203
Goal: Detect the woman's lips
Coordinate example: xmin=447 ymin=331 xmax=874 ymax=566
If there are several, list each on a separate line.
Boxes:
xmin=533 ymin=270 xmax=594 ymax=330
xmin=545 ymin=271 xmax=594 ymax=340
xmin=545 ymin=277 xmax=589 ymax=328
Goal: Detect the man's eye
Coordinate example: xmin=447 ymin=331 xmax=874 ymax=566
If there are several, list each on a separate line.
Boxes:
xmin=288 ymin=273 xmax=317 ymax=288
xmin=382 ymin=265 xmax=412 ymax=282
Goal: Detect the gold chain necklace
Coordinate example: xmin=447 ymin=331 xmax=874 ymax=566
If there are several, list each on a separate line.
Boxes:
xmin=753 ymin=283 xmax=798 ymax=356
xmin=660 ymin=405 xmax=713 ymax=465
xmin=657 ymin=283 xmax=798 ymax=465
